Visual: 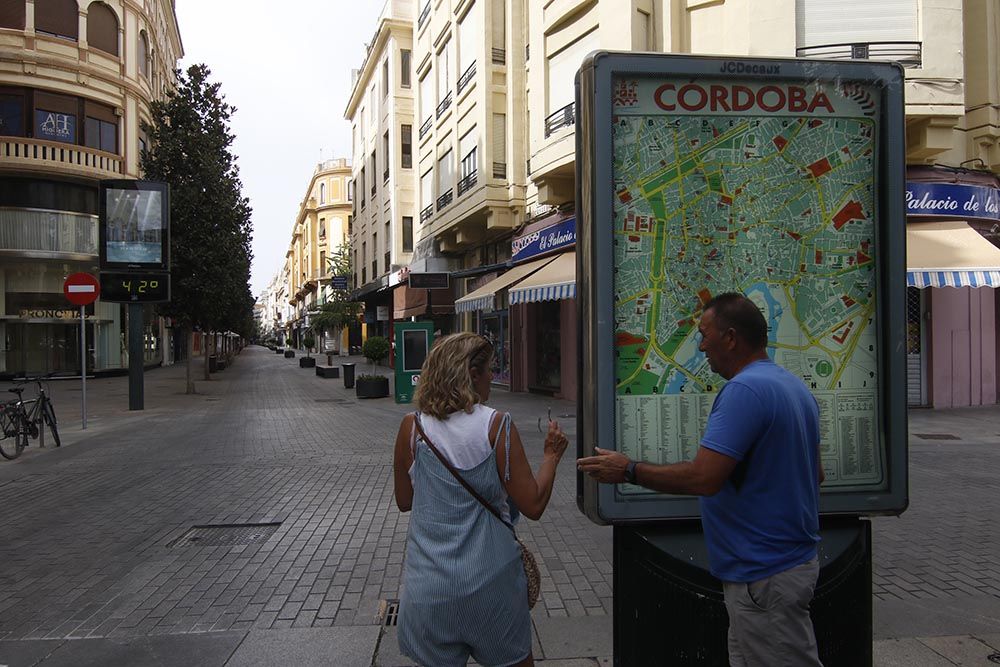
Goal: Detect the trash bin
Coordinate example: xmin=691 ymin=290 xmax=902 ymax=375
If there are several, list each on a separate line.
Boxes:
xmin=342 ymin=362 xmax=356 ymax=389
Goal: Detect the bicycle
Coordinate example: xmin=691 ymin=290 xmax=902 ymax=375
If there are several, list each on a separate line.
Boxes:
xmin=0 ymin=376 xmax=61 ymax=460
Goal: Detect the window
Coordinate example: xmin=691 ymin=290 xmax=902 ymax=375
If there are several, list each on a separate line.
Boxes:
xmin=547 ymin=30 xmax=600 ymax=114
xmin=383 ymin=131 xmax=390 ymax=181
xmin=319 ymin=182 xmax=326 ymax=204
xmin=85 ymin=116 xmax=117 ymax=153
xmin=460 ymin=129 xmax=477 ymax=178
xmin=0 ymin=93 xmax=25 ymax=137
xmin=459 ymin=2 xmax=478 ymax=75
xmin=138 ymin=31 xmax=149 ymax=78
xmin=437 ymin=41 xmax=451 ymax=101
xmin=399 ymin=124 xmax=412 ymax=169
xmin=320 ymin=250 xmax=326 ymax=273
xmin=438 ymin=149 xmax=453 ymax=196
xmin=491 ymin=0 xmax=504 ymax=52
xmin=319 ymin=218 xmax=326 ymax=238
xmin=359 ymin=167 xmax=366 ymax=209
xmin=635 ymin=10 xmax=651 ymax=51
xmin=419 ymin=73 xmax=432 ymax=125
xmin=371 ymin=231 xmax=378 ymax=278
xmin=87 ymin=2 xmax=119 ymax=56
xmin=35 ymin=0 xmax=78 ymax=40
xmin=347 ymin=179 xmax=353 ymax=201
xmin=795 ymin=0 xmax=917 ymax=47
xmin=402 ymin=216 xmax=413 ymax=252
xmin=492 ymin=113 xmax=506 ymax=175
xmin=370 ymin=149 xmax=377 ymax=194
xmin=400 ymin=49 xmax=411 ymax=88
xmin=383 ymin=60 xmax=389 ymax=98
xmin=0 ymin=1 xmax=26 ymax=29
xmin=347 ymin=215 xmax=353 ymax=235
xmin=360 ymin=107 xmax=365 ymax=142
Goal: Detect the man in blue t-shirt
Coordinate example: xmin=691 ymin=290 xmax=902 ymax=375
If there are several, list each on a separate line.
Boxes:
xmin=578 ymin=292 xmax=824 ymax=666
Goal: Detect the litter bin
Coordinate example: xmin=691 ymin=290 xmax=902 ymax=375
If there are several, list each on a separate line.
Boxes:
xmin=342 ymin=362 xmax=356 ymax=389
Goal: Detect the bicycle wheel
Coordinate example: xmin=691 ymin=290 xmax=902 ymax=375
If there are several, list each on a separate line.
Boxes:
xmin=0 ymin=423 xmax=28 ymax=460
xmin=42 ymin=401 xmax=61 ymax=448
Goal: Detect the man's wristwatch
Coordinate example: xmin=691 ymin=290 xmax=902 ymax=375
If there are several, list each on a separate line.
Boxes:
xmin=624 ymin=460 xmax=638 ymax=484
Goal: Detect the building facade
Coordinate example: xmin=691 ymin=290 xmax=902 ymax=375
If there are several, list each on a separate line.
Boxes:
xmin=0 ymin=0 xmax=182 ymax=377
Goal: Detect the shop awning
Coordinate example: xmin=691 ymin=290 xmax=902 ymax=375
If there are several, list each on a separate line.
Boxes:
xmin=509 ymin=252 xmax=576 ymax=304
xmin=906 ymin=221 xmax=1000 ymax=288
xmin=454 ymin=256 xmax=557 ymax=313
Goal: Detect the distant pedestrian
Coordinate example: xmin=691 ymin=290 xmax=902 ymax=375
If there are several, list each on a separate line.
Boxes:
xmin=578 ymin=292 xmax=825 ymax=666
xmin=393 ymin=332 xmax=569 ymax=666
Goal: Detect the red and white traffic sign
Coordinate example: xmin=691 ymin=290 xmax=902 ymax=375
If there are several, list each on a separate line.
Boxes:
xmin=63 ymin=272 xmax=100 ymax=306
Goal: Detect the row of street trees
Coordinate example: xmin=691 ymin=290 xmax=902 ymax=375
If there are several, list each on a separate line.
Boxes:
xmin=141 ymin=64 xmax=255 ymax=394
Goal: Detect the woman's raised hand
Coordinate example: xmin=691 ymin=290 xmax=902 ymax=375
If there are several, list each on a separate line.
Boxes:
xmin=544 ymin=421 xmax=569 ymax=461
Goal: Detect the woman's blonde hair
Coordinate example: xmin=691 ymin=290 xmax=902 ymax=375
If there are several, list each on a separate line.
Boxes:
xmin=414 ymin=332 xmax=493 ymax=419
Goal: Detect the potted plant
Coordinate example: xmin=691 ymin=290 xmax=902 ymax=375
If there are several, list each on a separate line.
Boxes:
xmin=356 ymin=336 xmax=390 ymax=398
xmin=299 ymin=332 xmax=316 ymax=367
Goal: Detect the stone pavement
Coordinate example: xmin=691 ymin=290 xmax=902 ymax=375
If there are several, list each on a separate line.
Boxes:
xmin=0 ymin=346 xmax=995 ymax=665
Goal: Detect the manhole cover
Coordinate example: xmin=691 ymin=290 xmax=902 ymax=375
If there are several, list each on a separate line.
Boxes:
xmin=914 ymin=433 xmax=960 ymax=440
xmin=169 ymin=522 xmax=280 ymax=547
xmin=378 ymin=599 xmax=400 ymax=626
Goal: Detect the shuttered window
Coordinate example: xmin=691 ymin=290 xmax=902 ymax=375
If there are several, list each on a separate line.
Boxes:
xmin=0 ymin=0 xmax=26 ymax=29
xmin=419 ymin=73 xmax=432 ymax=124
xmin=35 ymin=0 xmax=78 ymax=40
xmin=491 ymin=0 xmax=504 ymax=50
xmin=459 ymin=1 xmax=477 ymax=74
xmin=492 ymin=113 xmax=505 ymax=168
xmin=87 ymin=2 xmax=118 ymax=56
xmin=547 ymin=29 xmax=600 ymax=114
xmin=437 ymin=40 xmax=451 ymax=100
xmin=420 ymin=169 xmax=433 ymax=211
xmin=796 ymin=0 xmax=917 ymax=47
xmin=438 ymin=149 xmax=453 ymax=196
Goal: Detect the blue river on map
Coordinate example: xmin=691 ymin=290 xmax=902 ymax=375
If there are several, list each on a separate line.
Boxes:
xmin=663 ymin=282 xmax=781 ymax=394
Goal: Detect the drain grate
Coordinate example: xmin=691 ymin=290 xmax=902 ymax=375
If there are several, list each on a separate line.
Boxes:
xmin=914 ymin=433 xmax=960 ymax=440
xmin=169 ymin=522 xmax=280 ymax=547
xmin=378 ymin=599 xmax=400 ymax=626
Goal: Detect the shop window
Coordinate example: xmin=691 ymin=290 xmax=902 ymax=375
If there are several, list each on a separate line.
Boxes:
xmin=0 ymin=1 xmax=26 ymax=29
xmin=87 ymin=2 xmax=119 ymax=56
xmin=0 ymin=92 xmax=24 ymax=136
xmin=35 ymin=0 xmax=78 ymax=40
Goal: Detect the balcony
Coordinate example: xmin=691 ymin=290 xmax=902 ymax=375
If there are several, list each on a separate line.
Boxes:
xmin=796 ymin=41 xmax=922 ymax=68
xmin=420 ymin=204 xmax=434 ymax=224
xmin=0 ymin=208 xmax=97 ymax=256
xmin=436 ymin=189 xmax=453 ymax=211
xmin=417 ymin=0 xmax=431 ymax=30
xmin=0 ymin=138 xmax=123 ymax=180
xmin=493 ymin=162 xmax=507 ymax=179
xmin=419 ymin=116 xmax=433 ymax=140
xmin=545 ymin=103 xmax=575 ymax=138
xmin=436 ymin=91 xmax=453 ymax=119
xmin=457 ymin=170 xmax=478 ymax=196
xmin=458 ymin=62 xmax=476 ymax=95
xmin=491 ymin=48 xmax=505 ymax=65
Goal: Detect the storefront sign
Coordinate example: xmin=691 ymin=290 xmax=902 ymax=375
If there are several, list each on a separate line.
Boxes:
xmin=512 ymin=217 xmax=576 ymax=263
xmin=19 ymin=308 xmax=77 ymax=319
xmin=906 ymin=182 xmax=1000 ymax=222
xmin=376 ymin=305 xmax=389 ymax=321
xmin=35 ymin=110 xmax=76 ymax=143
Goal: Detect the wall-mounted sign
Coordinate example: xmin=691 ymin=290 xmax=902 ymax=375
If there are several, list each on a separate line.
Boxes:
xmin=329 ymin=275 xmax=349 ymax=290
xmin=19 ymin=308 xmax=77 ymax=319
xmin=35 ymin=109 xmax=76 ymax=143
xmin=376 ymin=305 xmax=390 ymax=321
xmin=409 ymin=272 xmax=450 ymax=289
xmin=512 ymin=217 xmax=576 ymax=263
xmin=905 ymin=182 xmax=1000 ymax=222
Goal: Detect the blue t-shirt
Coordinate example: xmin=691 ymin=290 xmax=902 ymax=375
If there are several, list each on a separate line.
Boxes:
xmin=699 ymin=359 xmax=820 ymax=582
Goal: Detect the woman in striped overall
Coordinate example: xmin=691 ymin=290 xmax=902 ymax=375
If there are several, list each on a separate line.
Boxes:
xmin=392 ymin=333 xmax=569 ymax=666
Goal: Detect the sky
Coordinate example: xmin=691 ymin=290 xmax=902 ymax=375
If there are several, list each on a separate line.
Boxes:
xmin=174 ymin=1 xmax=384 ymax=297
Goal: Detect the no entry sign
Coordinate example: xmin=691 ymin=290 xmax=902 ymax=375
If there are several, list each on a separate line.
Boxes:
xmin=63 ymin=272 xmax=100 ymax=306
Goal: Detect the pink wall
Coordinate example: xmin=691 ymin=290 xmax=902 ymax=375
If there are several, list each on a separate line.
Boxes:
xmin=930 ymin=287 xmax=997 ymax=408
xmin=558 ymin=298 xmax=578 ymax=401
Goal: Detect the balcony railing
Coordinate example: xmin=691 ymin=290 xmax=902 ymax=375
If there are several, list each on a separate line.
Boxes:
xmin=493 ymin=162 xmax=507 ymax=179
xmin=458 ymin=62 xmax=476 ymax=94
xmin=436 ymin=189 xmax=453 ymax=211
xmin=796 ymin=41 xmax=922 ymax=68
xmin=371 ymin=182 xmax=377 ymax=196
xmin=457 ymin=170 xmax=478 ymax=196
xmin=491 ymin=48 xmax=505 ymax=65
xmin=420 ymin=204 xmax=434 ymax=223
xmin=419 ymin=116 xmax=433 ymax=140
xmin=0 ymin=138 xmax=123 ymax=179
xmin=545 ymin=102 xmax=575 ymax=138
xmin=417 ymin=0 xmax=431 ymax=30
xmin=383 ymin=169 xmax=389 ymax=182
xmin=436 ymin=91 xmax=453 ymax=118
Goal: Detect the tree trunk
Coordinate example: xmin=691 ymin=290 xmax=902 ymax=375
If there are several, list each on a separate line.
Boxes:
xmin=185 ymin=327 xmax=196 ymax=394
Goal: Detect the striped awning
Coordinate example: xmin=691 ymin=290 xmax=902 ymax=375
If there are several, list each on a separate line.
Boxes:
xmin=906 ymin=221 xmax=1000 ymax=289
xmin=509 ymin=252 xmax=576 ymax=304
xmin=454 ymin=256 xmax=556 ymax=313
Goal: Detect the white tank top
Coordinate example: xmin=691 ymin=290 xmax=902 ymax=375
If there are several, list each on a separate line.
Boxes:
xmin=417 ymin=404 xmax=498 ymax=470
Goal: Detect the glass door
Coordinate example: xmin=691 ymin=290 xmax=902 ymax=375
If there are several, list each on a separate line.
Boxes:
xmin=481 ymin=312 xmax=510 ymax=386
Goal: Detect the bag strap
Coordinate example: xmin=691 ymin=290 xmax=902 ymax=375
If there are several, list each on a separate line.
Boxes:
xmin=414 ymin=413 xmax=515 ymax=534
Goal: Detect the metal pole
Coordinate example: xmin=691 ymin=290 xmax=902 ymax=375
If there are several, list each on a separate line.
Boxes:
xmin=128 ymin=302 xmax=144 ymax=410
xmin=81 ymin=305 xmax=87 ymax=429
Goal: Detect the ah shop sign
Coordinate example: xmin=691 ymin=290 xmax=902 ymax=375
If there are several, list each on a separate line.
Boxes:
xmin=512 ymin=217 xmax=576 ymax=263
xmin=906 ymin=182 xmax=1000 ymax=222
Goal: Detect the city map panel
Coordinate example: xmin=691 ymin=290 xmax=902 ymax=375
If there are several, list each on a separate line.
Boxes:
xmin=611 ymin=77 xmax=884 ymax=491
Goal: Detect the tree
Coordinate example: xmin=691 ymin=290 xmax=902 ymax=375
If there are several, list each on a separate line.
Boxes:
xmin=141 ymin=64 xmax=255 ymax=393
xmin=308 ymin=244 xmax=362 ymax=354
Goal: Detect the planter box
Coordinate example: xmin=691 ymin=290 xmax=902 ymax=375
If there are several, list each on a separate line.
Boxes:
xmin=284 ymin=350 xmax=295 ymax=358
xmin=356 ymin=376 xmax=389 ymax=399
xmin=299 ymin=357 xmax=316 ymax=368
xmin=316 ymin=365 xmax=340 ymax=378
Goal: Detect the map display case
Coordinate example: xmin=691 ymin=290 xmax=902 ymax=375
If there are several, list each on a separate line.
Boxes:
xmin=577 ymin=54 xmax=907 ymax=524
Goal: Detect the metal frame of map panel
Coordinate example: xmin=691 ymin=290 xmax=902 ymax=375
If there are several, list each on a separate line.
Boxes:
xmin=99 ymin=179 xmax=171 ymax=272
xmin=576 ymin=52 xmax=908 ymax=525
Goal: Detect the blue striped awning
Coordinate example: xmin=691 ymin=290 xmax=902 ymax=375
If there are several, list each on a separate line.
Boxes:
xmin=453 ymin=256 xmax=556 ymax=312
xmin=509 ymin=252 xmax=576 ymax=304
xmin=906 ymin=271 xmax=1000 ymax=288
xmin=907 ymin=222 xmax=1000 ymax=289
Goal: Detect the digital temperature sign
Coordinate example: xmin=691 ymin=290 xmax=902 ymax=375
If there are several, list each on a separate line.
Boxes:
xmin=99 ymin=272 xmax=170 ymax=303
